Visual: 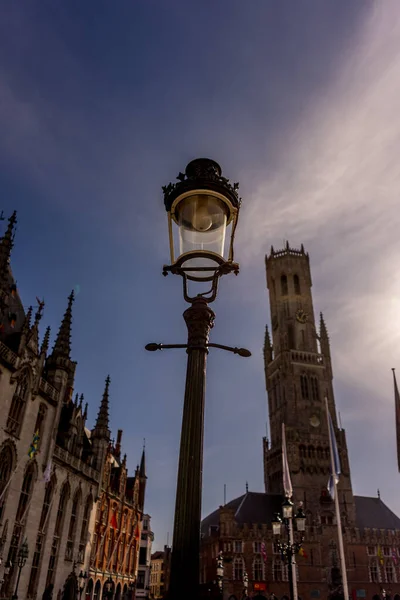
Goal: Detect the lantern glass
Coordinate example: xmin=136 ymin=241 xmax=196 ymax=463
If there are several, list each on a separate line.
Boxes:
xmin=296 ymin=515 xmax=306 ymax=532
xmin=272 ymin=520 xmax=281 ymax=536
xmin=175 ymin=193 xmax=229 ymax=278
xmin=282 ymin=499 xmax=293 ymax=520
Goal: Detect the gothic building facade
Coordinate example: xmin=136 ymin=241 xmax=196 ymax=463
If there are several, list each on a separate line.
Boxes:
xmin=88 ymin=429 xmax=147 ymax=600
xmin=0 ymin=212 xmax=146 ymax=600
xmin=200 ymin=243 xmax=400 ymax=600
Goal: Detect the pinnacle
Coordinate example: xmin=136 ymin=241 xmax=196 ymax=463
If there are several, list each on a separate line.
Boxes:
xmin=0 ymin=211 xmax=17 ymax=289
xmin=94 ymin=375 xmax=111 ymax=434
xmin=22 ymin=306 xmax=33 ymax=335
xmin=320 ymin=312 xmax=329 ymax=338
xmin=264 ymin=324 xmax=272 ymax=349
xmin=50 ymin=290 xmax=74 ymax=360
xmin=140 ymin=444 xmax=146 ymax=479
xmin=41 ymin=326 xmax=51 ymax=355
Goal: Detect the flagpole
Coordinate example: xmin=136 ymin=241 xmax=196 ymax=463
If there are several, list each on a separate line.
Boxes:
xmin=325 ymin=397 xmax=349 ymax=600
xmin=288 ymin=517 xmax=298 ymax=600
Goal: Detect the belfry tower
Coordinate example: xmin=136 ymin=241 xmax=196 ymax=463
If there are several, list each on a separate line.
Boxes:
xmin=263 ymin=243 xmax=355 ymax=525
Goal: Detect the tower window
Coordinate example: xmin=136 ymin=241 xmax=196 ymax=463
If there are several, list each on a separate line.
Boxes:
xmin=311 ymin=377 xmax=320 ymax=402
xmin=281 ymin=274 xmax=288 ymax=296
xmin=300 ymin=375 xmax=309 ymax=399
xmin=288 ymin=325 xmax=294 ymax=349
xmin=7 ymin=370 xmax=30 ymax=437
xmin=294 ymin=274 xmax=301 ymax=295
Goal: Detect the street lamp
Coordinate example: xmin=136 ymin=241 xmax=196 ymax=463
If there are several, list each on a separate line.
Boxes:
xmin=146 ymin=158 xmax=250 ymax=600
xmin=271 ymin=501 xmax=305 ymax=600
xmin=104 ymin=575 xmax=113 ymax=599
xmin=78 ymin=570 xmax=88 ymax=599
xmin=242 ymin=570 xmax=249 ymax=599
xmin=216 ymin=551 xmax=224 ymax=597
xmin=11 ymin=538 xmax=28 ymax=600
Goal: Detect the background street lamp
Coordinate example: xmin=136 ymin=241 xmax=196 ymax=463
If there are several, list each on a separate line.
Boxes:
xmin=11 ymin=538 xmax=28 ymax=600
xmin=146 ymin=159 xmax=250 ymax=600
xmin=216 ymin=551 xmax=224 ymax=598
xmin=272 ymin=499 xmax=306 ymax=600
xmin=78 ymin=570 xmax=88 ymax=599
xmin=242 ymin=571 xmax=249 ymax=599
xmin=104 ymin=575 xmax=113 ymax=599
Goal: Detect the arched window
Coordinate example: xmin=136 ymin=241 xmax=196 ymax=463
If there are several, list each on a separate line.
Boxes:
xmin=308 ymin=446 xmax=314 ymax=458
xmin=300 ymin=375 xmax=309 ymax=399
xmin=316 ymin=447 xmax=323 ymax=459
xmin=79 ymin=494 xmax=93 ymax=563
xmin=7 ymin=370 xmax=30 ymax=436
xmin=66 ymin=488 xmax=81 ymax=560
xmin=253 ymin=557 xmax=263 ymax=580
xmin=281 ymin=274 xmax=288 ymax=296
xmin=369 ymin=559 xmax=380 ymax=582
xmin=386 ymin=560 xmax=396 ymax=583
xmin=310 ymin=377 xmax=319 ymax=402
xmin=233 ymin=557 xmax=244 ymax=580
xmin=299 ymin=445 xmax=306 ymax=458
xmin=39 ymin=479 xmax=54 ymax=533
xmin=0 ymin=444 xmax=14 ymax=521
xmin=93 ymin=580 xmax=101 ymax=600
xmin=34 ymin=403 xmax=47 ymax=449
xmin=293 ymin=274 xmax=301 ymax=295
xmin=46 ymin=481 xmax=70 ymax=588
xmin=16 ymin=461 xmax=36 ymax=523
xmin=273 ymin=558 xmax=287 ymax=581
xmin=86 ymin=578 xmax=94 ymax=599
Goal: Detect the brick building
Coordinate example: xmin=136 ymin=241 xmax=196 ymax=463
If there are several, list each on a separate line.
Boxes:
xmin=200 ymin=243 xmax=400 ymax=600
xmin=150 ymin=546 xmax=171 ymax=599
xmin=87 ymin=430 xmax=146 ymax=600
xmin=136 ymin=514 xmax=154 ymax=599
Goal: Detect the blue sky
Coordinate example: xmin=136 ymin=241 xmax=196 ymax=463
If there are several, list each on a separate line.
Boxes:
xmin=1 ymin=0 xmax=400 ymax=550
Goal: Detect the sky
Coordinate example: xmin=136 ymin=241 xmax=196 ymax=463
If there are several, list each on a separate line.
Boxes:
xmin=1 ymin=0 xmax=400 ymax=551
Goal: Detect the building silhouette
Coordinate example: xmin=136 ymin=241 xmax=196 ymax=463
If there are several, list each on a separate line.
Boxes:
xmin=201 ymin=243 xmax=400 ymax=600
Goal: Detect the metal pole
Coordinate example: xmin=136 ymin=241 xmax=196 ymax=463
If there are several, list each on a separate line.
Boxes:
xmin=287 ymin=517 xmax=298 ymax=600
xmin=287 ymin=545 xmax=294 ymax=600
xmin=168 ymin=297 xmax=215 ymax=600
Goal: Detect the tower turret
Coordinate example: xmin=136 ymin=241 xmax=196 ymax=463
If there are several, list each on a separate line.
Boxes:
xmin=45 ymin=290 xmax=76 ymax=391
xmin=138 ymin=443 xmax=147 ymax=512
xmin=263 ymin=324 xmax=273 ymax=364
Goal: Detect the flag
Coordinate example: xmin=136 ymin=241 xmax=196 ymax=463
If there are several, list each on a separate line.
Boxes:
xmin=377 ymin=545 xmax=384 ymax=565
xmin=392 ymin=369 xmax=400 ymax=472
xmin=42 ymin=460 xmax=52 ymax=484
xmin=110 ymin=508 xmax=118 ymax=529
xmin=327 ymin=410 xmax=341 ymax=500
xmin=282 ymin=423 xmax=292 ymax=498
xmin=261 ymin=542 xmax=267 ymax=563
xmin=298 ymin=546 xmax=308 ymax=559
xmin=28 ymin=431 xmax=40 ymax=459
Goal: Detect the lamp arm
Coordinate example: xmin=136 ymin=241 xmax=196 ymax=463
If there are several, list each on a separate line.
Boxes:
xmin=145 ymin=342 xmax=251 ymax=357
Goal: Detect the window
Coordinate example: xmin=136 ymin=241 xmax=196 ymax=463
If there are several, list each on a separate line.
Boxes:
xmin=386 ymin=561 xmax=396 ymax=583
xmin=253 ymin=557 xmax=263 ymax=581
xmin=310 ymin=378 xmax=319 ymax=402
xmin=46 ymin=481 xmax=69 ymax=588
xmin=273 ymin=559 xmax=288 ymax=581
xmin=141 ymin=533 xmax=147 ymax=540
xmin=321 ymin=515 xmax=333 ymax=526
xmin=39 ymin=480 xmax=54 ymax=532
xmin=308 ymin=446 xmax=314 ymax=458
xmin=300 ymin=375 xmax=309 ymax=399
xmin=383 ymin=546 xmax=391 ymax=556
xmin=7 ymin=370 xmax=29 ymax=436
xmin=280 ymin=274 xmax=288 ymax=296
xmin=253 ymin=541 xmax=262 ymax=553
xmin=79 ymin=495 xmax=92 ymax=563
xmin=233 ymin=557 xmax=244 ymax=580
xmin=139 ymin=547 xmax=147 ymax=565
xmin=299 ymin=445 xmax=306 ymax=458
xmin=224 ymin=542 xmax=231 ymax=553
xmin=16 ymin=461 xmax=36 ymax=523
xmin=143 ymin=519 xmax=148 ymax=530
xmin=288 ymin=325 xmax=295 ymax=349
xmin=369 ymin=560 xmax=380 ymax=582
xmin=34 ymin=404 xmax=47 ymax=448
xmin=293 ymin=274 xmax=301 ymax=295
xmin=66 ymin=489 xmax=80 ymax=560
xmin=0 ymin=445 xmax=13 ymax=521
xmin=234 ymin=541 xmax=243 ymax=553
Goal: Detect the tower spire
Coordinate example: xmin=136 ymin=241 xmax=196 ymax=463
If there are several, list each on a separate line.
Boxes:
xmin=0 ymin=211 xmax=17 ymax=290
xmin=51 ymin=290 xmax=74 ymax=359
xmin=41 ymin=326 xmax=51 ymax=355
xmin=140 ymin=439 xmax=146 ymax=478
xmin=319 ymin=312 xmax=331 ymax=359
xmin=94 ymin=375 xmax=111 ymax=436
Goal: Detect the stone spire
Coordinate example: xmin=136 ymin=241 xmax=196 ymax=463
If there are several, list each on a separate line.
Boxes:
xmin=319 ymin=312 xmax=331 ymax=358
xmin=93 ymin=375 xmax=111 ymax=439
xmin=140 ymin=440 xmax=146 ymax=479
xmin=41 ymin=326 xmax=51 ymax=355
xmin=22 ymin=306 xmax=33 ymax=336
xmin=0 ymin=211 xmax=17 ymax=290
xmin=50 ymin=290 xmax=74 ymax=359
xmin=263 ymin=324 xmax=273 ymax=364
xmin=138 ymin=440 xmax=147 ymax=512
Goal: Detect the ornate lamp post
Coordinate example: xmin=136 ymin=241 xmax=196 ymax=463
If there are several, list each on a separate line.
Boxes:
xmin=272 ymin=500 xmax=306 ymax=600
xmin=11 ymin=538 xmax=28 ymax=600
xmin=78 ymin=570 xmax=88 ymax=599
xmin=146 ymin=159 xmax=250 ymax=600
xmin=216 ymin=551 xmax=224 ymax=598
